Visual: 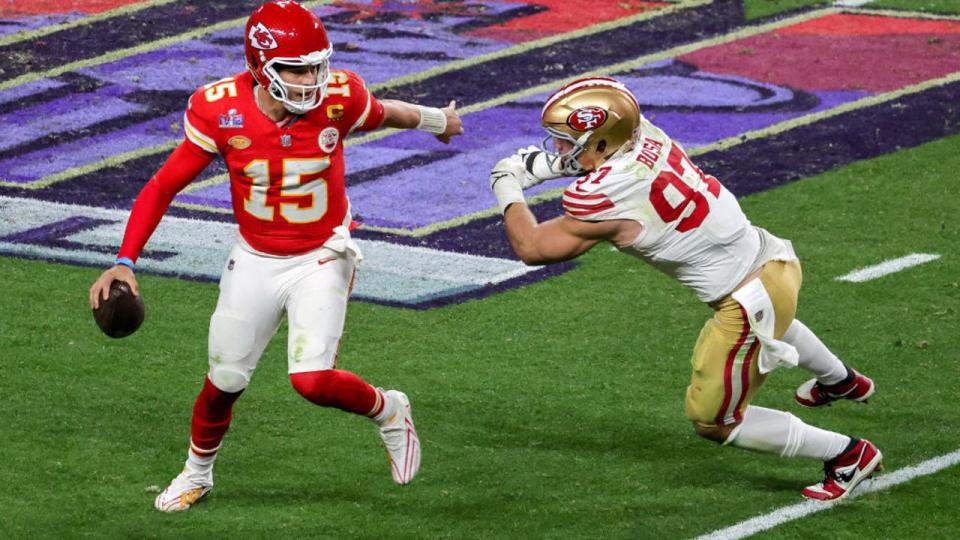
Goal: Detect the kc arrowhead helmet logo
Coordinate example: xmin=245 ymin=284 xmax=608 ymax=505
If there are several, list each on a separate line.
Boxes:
xmin=248 ymin=22 xmax=278 ymax=50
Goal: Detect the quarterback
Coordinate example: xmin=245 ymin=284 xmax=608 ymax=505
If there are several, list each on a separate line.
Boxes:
xmin=488 ymin=77 xmax=881 ymax=501
xmin=89 ymin=0 xmax=461 ymax=511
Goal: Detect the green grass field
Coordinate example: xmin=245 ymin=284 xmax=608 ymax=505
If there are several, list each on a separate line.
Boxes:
xmin=2 ymin=126 xmax=958 ymax=538
xmin=3 ymin=0 xmax=960 ymax=537
xmin=744 ymin=0 xmax=960 ymax=19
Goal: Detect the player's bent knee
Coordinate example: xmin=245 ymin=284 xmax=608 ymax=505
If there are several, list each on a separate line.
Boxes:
xmin=693 ymin=421 xmax=736 ymax=444
xmin=290 ymin=370 xmax=339 ymax=406
xmin=209 ymin=366 xmax=250 ymax=393
xmin=208 ymin=312 xmax=257 ymax=392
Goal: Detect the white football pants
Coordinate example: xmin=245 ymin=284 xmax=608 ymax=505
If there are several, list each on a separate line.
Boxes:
xmin=206 ymin=239 xmax=357 ymax=393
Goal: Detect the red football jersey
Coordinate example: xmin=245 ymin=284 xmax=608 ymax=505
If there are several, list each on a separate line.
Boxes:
xmin=184 ymin=69 xmax=384 ymax=255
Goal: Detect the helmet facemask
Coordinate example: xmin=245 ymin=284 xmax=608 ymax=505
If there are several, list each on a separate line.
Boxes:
xmin=261 ymin=47 xmax=332 ymax=115
xmin=540 ymin=128 xmax=592 ymax=176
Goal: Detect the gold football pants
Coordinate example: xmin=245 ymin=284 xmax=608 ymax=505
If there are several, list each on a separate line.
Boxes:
xmin=685 ymin=260 xmax=802 ymax=427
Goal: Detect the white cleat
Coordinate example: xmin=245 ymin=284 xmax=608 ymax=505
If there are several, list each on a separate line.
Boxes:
xmin=378 ymin=390 xmax=421 ymax=485
xmin=154 ymin=467 xmax=213 ymax=512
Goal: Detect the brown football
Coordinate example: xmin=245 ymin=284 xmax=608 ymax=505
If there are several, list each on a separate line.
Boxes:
xmin=92 ymin=280 xmax=145 ymax=338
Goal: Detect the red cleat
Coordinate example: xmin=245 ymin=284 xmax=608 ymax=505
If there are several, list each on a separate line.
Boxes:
xmin=796 ymin=368 xmax=874 ymax=408
xmin=802 ymin=439 xmax=883 ymax=501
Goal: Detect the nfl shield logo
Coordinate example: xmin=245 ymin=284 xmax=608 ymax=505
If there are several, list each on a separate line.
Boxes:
xmin=281 ymin=134 xmax=293 ymax=147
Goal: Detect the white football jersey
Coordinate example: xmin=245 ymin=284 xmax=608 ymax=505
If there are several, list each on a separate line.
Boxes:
xmin=562 ymin=115 xmax=793 ymax=303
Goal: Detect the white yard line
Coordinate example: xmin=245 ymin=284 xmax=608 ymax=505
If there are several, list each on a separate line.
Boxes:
xmin=835 ymin=253 xmax=942 ymax=282
xmin=834 ymin=0 xmax=876 ymax=7
xmin=695 ymin=448 xmax=960 ymax=540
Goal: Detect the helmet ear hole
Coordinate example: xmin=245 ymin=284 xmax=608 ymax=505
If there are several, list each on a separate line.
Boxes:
xmin=596 ymin=140 xmax=607 ymax=154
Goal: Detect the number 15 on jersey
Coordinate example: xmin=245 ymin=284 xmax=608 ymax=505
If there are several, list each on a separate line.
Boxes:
xmin=243 ymin=158 xmax=330 ymax=224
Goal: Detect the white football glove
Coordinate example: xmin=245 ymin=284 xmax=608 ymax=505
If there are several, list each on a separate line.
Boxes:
xmin=489 ymin=156 xmax=526 ymax=214
xmin=515 ymin=145 xmax=565 ymax=185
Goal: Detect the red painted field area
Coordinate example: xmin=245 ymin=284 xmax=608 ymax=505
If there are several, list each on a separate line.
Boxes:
xmin=681 ymin=14 xmax=960 ymax=92
xmin=0 ymin=0 xmax=143 ymax=16
xmin=464 ymin=0 xmax=667 ymax=42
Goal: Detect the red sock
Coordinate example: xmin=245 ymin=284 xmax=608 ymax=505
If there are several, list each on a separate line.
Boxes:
xmin=290 ymin=369 xmax=384 ymax=417
xmin=190 ymin=376 xmax=244 ymax=454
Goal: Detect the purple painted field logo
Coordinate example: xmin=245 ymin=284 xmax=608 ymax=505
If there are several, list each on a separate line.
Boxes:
xmin=248 ymin=22 xmax=278 ymax=50
xmin=567 ymin=106 xmax=607 ymax=131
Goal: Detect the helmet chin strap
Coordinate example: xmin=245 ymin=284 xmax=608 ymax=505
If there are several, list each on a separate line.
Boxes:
xmin=561 ymin=155 xmax=585 ymax=176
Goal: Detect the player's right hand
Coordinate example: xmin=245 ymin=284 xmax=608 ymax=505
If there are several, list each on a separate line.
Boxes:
xmin=89 ymin=265 xmax=140 ymax=309
xmin=435 ymin=100 xmax=464 ymax=144
xmin=489 ymin=156 xmax=527 ymax=213
xmin=489 ymin=155 xmax=525 ymax=188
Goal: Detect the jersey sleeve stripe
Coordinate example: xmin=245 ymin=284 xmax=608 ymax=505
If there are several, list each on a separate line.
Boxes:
xmin=562 ymin=198 xmax=613 ymax=210
xmin=563 ymin=189 xmax=608 ymax=201
xmin=183 ymin=114 xmax=218 ymax=154
xmin=348 ymin=93 xmax=373 ymax=135
xmin=564 ymin=201 xmax=615 ymax=216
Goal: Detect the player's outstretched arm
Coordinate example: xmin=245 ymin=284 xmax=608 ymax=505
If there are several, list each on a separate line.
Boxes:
xmin=502 ymin=206 xmax=616 ymax=265
xmin=489 ymin=156 xmax=620 ymax=265
xmin=381 ymin=99 xmax=463 ymax=144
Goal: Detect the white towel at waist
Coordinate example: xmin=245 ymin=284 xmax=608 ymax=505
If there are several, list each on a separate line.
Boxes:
xmin=731 ymin=277 xmax=798 ymax=374
xmin=324 ymin=225 xmax=364 ymax=266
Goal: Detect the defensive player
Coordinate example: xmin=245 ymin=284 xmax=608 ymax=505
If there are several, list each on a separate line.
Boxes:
xmin=488 ymin=77 xmax=880 ymax=501
xmin=89 ymin=0 xmax=462 ymax=511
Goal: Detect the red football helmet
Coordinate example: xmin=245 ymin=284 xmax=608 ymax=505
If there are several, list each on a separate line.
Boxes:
xmin=244 ymin=1 xmax=333 ymax=114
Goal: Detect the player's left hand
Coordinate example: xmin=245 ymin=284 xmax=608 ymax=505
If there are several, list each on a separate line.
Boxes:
xmin=435 ymin=100 xmax=463 ymax=144
xmin=516 ymin=145 xmax=565 ymax=183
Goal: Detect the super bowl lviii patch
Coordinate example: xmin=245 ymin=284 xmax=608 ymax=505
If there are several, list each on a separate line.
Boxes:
xmin=219 ymin=109 xmax=244 ymax=128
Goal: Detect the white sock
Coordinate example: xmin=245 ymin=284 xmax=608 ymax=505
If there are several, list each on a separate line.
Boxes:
xmin=372 ymin=390 xmax=397 ymax=426
xmin=781 ymin=320 xmax=848 ymax=385
xmin=186 ymin=447 xmax=217 ymax=474
xmin=726 ymin=406 xmax=851 ymax=461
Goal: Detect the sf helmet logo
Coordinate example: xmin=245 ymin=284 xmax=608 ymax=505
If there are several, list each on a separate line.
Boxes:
xmin=248 ymin=22 xmax=278 ymax=50
xmin=567 ymin=106 xmax=608 ymax=131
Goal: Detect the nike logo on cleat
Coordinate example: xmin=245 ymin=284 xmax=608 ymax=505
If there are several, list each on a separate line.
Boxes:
xmin=834 ymin=468 xmax=856 ymax=483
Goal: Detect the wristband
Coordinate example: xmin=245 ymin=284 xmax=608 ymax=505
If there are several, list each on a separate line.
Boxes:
xmin=491 ymin=172 xmax=526 ymax=214
xmin=415 ymin=105 xmax=447 ymax=134
xmin=115 ymin=257 xmax=135 ymax=270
